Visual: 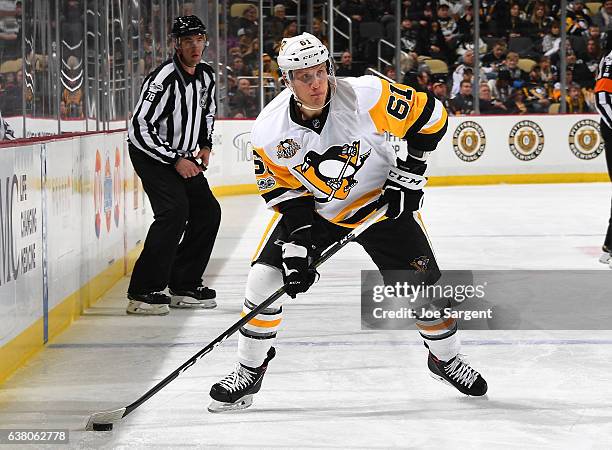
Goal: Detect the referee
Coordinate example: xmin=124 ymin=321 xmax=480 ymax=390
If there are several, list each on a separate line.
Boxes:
xmin=595 ymin=33 xmax=612 ymax=268
xmin=126 ymin=15 xmax=221 ymax=315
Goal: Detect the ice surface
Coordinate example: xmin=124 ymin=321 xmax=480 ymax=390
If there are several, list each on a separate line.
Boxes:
xmin=0 ymin=183 xmax=611 ymax=449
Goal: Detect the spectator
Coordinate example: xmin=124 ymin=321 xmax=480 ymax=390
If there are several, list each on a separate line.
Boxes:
xmin=399 ymin=18 xmax=421 ymax=53
xmin=452 ymin=49 xmax=477 ymax=96
xmin=504 ymin=89 xmax=531 ymax=114
xmin=478 ymin=82 xmax=507 ymax=114
xmin=566 ymin=82 xmax=592 ymax=113
xmin=488 ymin=69 xmax=514 ymax=103
xmin=266 ymin=4 xmax=288 ymax=44
xmin=457 ymin=3 xmax=476 ymax=38
xmin=552 ymin=69 xmax=575 ymax=101
xmin=335 ymin=51 xmax=362 ymax=77
xmin=593 ymin=0 xmax=612 ymax=32
xmin=437 ymin=2 xmax=459 ymax=47
xmin=421 ymin=20 xmax=451 ymax=62
xmin=567 ymin=1 xmax=592 ymax=36
xmin=273 ymin=20 xmax=299 ymax=54
xmin=449 ymin=79 xmax=475 ymax=115
xmin=235 ymin=4 xmax=259 ymax=37
xmin=230 ymin=77 xmax=259 ymax=118
xmin=585 ymin=25 xmax=605 ymax=51
xmin=455 ymin=28 xmax=488 ymax=58
xmin=488 ymin=0 xmax=512 ymax=37
xmin=338 ymin=0 xmax=368 ymax=23
xmin=0 ymin=109 xmax=15 ymax=140
xmin=383 ymin=65 xmax=397 ymax=81
xmin=500 ymin=51 xmax=529 ymax=86
xmin=0 ymin=71 xmax=20 ymax=115
xmin=444 ymin=0 xmax=469 ymax=17
xmin=529 ymin=1 xmax=553 ymax=41
xmin=581 ymin=38 xmax=603 ymax=76
xmin=238 ymin=28 xmax=255 ymax=58
xmin=400 ymin=0 xmax=431 ymax=22
xmin=482 ymin=40 xmax=508 ymax=72
xmin=430 ymin=77 xmax=452 ymax=110
xmin=567 ymin=51 xmax=595 ymax=88
xmin=0 ymin=0 xmax=20 ymax=60
xmin=520 ymin=65 xmax=551 ymax=113
xmin=252 ymin=53 xmax=280 ymax=82
xmin=228 ymin=46 xmax=242 ymax=60
xmin=242 ymin=37 xmax=260 ymax=70
xmin=230 ymin=56 xmax=252 ymax=77
xmin=507 ymin=2 xmax=530 ymax=37
xmin=538 ymin=55 xmax=558 ymax=84
xmin=402 ymin=62 xmax=432 ymax=92
xmin=311 ymin=18 xmax=329 ymax=48
xmin=542 ymin=20 xmax=561 ymax=56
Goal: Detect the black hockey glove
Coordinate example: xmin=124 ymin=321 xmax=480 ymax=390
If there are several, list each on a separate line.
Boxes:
xmin=281 ymin=240 xmax=318 ymax=299
xmin=379 ymin=158 xmax=427 ymax=219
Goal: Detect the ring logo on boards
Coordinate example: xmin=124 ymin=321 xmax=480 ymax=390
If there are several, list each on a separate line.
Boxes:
xmin=113 ymin=147 xmax=121 ymax=227
xmin=94 ymin=150 xmax=116 ymax=239
xmin=568 ymin=119 xmax=604 ymax=160
xmin=452 ymin=121 xmax=486 ymax=162
xmin=232 ymin=131 xmax=253 ymax=163
xmin=508 ymin=120 xmax=544 ymax=161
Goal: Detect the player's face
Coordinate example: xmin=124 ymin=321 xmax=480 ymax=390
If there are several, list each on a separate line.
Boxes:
xmin=291 ymin=62 xmax=329 ymax=109
xmin=178 ymin=34 xmax=206 ymax=67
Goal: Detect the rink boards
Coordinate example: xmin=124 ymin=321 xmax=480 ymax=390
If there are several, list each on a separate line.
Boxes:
xmin=0 ymin=113 xmax=609 ymax=384
xmin=0 ymin=131 xmax=153 ymax=383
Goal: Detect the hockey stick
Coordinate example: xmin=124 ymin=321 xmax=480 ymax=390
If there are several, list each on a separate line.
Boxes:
xmin=85 ymin=205 xmax=387 ymax=431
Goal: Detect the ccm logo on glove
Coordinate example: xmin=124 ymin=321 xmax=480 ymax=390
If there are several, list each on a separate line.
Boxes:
xmin=388 ymin=167 xmax=427 ymax=190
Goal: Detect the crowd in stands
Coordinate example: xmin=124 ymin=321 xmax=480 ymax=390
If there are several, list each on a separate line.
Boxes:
xmin=225 ymin=0 xmax=612 ymax=117
xmin=3 ymin=0 xmax=612 ymax=125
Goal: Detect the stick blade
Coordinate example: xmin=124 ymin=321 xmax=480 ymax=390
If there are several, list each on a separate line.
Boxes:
xmin=85 ymin=407 xmax=126 ymax=431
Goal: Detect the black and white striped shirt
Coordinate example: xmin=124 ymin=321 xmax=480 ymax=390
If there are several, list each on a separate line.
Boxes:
xmin=128 ymin=53 xmax=216 ymax=164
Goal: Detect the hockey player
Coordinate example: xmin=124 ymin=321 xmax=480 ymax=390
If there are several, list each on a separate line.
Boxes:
xmin=594 ymin=34 xmax=612 ymax=267
xmin=209 ymin=33 xmax=487 ymax=412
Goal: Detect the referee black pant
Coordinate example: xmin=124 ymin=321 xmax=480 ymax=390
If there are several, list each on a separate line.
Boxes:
xmin=600 ymin=120 xmax=612 ymax=249
xmin=128 ymin=145 xmax=221 ymax=294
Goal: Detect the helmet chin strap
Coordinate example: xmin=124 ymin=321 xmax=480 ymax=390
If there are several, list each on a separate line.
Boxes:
xmin=290 ymin=78 xmax=337 ymax=112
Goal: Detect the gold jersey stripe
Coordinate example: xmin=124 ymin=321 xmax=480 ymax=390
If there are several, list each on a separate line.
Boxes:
xmin=329 ymin=188 xmax=383 ymax=223
xmin=420 ymin=107 xmax=447 ymax=134
xmin=251 ymin=212 xmax=281 ymax=262
xmin=416 ymin=317 xmax=456 ymax=332
xmin=240 ymin=311 xmax=282 ymax=328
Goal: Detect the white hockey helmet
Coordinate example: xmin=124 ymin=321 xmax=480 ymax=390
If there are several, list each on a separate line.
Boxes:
xmin=277 ymin=32 xmax=336 ymax=110
xmin=277 ymin=32 xmax=330 ymax=74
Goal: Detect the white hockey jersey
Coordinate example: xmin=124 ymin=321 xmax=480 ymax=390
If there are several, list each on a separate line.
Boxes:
xmin=251 ymin=75 xmax=447 ymax=228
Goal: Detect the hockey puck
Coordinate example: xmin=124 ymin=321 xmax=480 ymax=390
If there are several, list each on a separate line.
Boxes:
xmin=92 ymin=423 xmax=113 ymax=431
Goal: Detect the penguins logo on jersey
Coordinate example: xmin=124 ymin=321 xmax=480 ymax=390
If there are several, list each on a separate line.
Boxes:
xmin=293 ymin=140 xmax=371 ymax=202
xmin=410 ymin=256 xmax=430 ymax=273
xmin=276 ymin=139 xmax=300 ymax=159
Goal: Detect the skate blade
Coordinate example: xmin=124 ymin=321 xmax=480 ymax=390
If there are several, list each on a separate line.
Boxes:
xmin=170 ymin=297 xmax=217 ymax=309
xmin=126 ymin=302 xmax=169 ymax=316
xmin=207 ymin=395 xmax=253 ymax=413
xmin=429 ymin=372 xmax=475 ymax=396
xmin=429 ymin=373 xmax=487 ymax=397
xmin=599 ymin=253 xmax=611 ymax=264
